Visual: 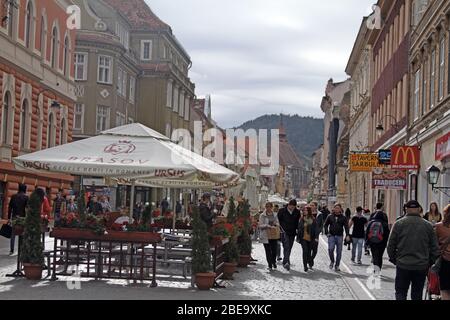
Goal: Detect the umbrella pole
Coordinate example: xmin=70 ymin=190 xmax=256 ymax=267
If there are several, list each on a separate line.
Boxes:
xmin=130 ymin=179 xmax=136 ymax=220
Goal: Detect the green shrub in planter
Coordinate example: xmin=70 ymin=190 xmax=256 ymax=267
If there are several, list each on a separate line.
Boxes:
xmin=191 ymin=205 xmax=212 ymax=274
xmin=237 ymin=200 xmax=252 ymax=256
xmin=20 ymin=191 xmax=44 ymax=265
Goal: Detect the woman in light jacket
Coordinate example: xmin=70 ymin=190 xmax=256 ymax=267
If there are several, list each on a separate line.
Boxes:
xmin=259 ymin=202 xmax=280 ymax=271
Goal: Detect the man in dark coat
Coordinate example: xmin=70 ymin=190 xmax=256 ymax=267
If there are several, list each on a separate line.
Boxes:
xmin=199 ymin=193 xmax=214 ymax=228
xmin=277 ymin=199 xmax=301 ymax=270
xmin=8 ymin=184 xmax=29 ymax=255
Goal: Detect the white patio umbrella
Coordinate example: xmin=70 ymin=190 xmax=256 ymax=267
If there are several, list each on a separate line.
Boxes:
xmin=13 ymin=123 xmax=240 ymax=217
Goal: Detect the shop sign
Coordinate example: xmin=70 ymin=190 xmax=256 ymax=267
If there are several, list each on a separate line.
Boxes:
xmin=378 ymin=149 xmax=391 ymax=165
xmin=372 ymin=170 xmax=407 ymax=190
xmin=435 ymin=132 xmax=450 ymax=161
xmin=391 ymin=146 xmax=420 ymax=170
xmin=349 ymin=153 xmax=383 ymax=172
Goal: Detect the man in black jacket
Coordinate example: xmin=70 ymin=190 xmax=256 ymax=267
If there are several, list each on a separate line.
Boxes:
xmin=199 ymin=193 xmax=214 ymax=228
xmin=8 ymin=184 xmax=28 ymax=255
xmin=366 ymin=203 xmax=390 ymax=275
xmin=324 ymin=203 xmax=350 ymax=271
xmin=277 ymin=199 xmax=301 ymax=270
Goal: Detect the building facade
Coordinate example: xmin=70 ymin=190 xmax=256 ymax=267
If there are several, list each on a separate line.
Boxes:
xmin=345 ymin=17 xmax=373 ymax=211
xmin=0 ymin=0 xmax=76 ymax=219
xmin=408 ymin=0 xmax=450 ymax=210
xmin=369 ymin=0 xmax=412 ymax=222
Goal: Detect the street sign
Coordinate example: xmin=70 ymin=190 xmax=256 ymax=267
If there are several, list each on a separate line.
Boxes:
xmin=378 ymin=149 xmax=391 ymax=165
xmin=435 ymin=132 xmax=450 ymax=161
xmin=391 ymin=146 xmax=420 ymax=170
xmin=372 ymin=170 xmax=407 ymax=190
xmin=349 ymin=153 xmax=383 ymax=172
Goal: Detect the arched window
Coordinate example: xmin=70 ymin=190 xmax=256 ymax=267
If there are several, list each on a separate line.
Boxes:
xmin=25 ymin=1 xmax=33 ymax=48
xmin=40 ymin=14 xmax=47 ymax=57
xmin=47 ymin=112 xmax=55 ymax=148
xmin=63 ymin=36 xmax=69 ymax=75
xmin=20 ymin=99 xmax=29 ymax=149
xmin=7 ymin=2 xmax=15 ymax=38
xmin=60 ymin=118 xmax=67 ymax=145
xmin=2 ymin=92 xmax=11 ymax=145
xmin=51 ymin=26 xmax=59 ymax=68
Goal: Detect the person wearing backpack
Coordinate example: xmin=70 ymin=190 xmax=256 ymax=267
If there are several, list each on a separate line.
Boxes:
xmin=324 ymin=203 xmax=350 ymax=272
xmin=366 ymin=203 xmax=390 ymax=274
xmin=387 ymin=200 xmax=440 ymax=300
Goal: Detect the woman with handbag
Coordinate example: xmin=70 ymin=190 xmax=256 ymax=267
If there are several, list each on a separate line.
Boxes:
xmin=258 ymin=202 xmax=280 ymax=271
xmin=435 ymin=204 xmax=450 ymax=300
xmin=297 ymin=206 xmax=320 ymax=272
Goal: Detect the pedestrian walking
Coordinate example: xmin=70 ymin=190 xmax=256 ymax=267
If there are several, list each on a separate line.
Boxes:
xmin=316 ymin=205 xmax=330 ymax=235
xmin=66 ymin=197 xmax=77 ymax=213
xmin=366 ymin=203 xmax=390 ymax=274
xmin=424 ymin=202 xmax=442 ymax=226
xmin=309 ymin=201 xmax=320 ymax=261
xmin=364 ymin=209 xmax=371 ymax=256
xmin=161 ymin=198 xmax=169 ymax=214
xmin=52 ymin=189 xmax=66 ymax=223
xmin=7 ymin=184 xmax=28 ymax=255
xmin=387 ymin=200 xmax=440 ymax=300
xmin=199 ymin=193 xmax=214 ymax=228
xmin=259 ymin=202 xmax=280 ymax=271
xmin=324 ymin=203 xmax=350 ymax=272
xmin=434 ymin=204 xmax=450 ymax=300
xmin=349 ymin=206 xmax=368 ymax=265
xmin=297 ymin=206 xmax=319 ymax=272
xmin=88 ymin=195 xmax=103 ymax=215
xmin=99 ymin=195 xmax=112 ymax=213
xmin=277 ymin=199 xmax=301 ymax=271
xmin=274 ymin=204 xmax=282 ymax=262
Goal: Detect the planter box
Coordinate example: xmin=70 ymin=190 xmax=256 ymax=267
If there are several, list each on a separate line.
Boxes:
xmin=209 ymin=236 xmax=230 ymax=247
xmin=50 ymin=228 xmax=162 ymax=243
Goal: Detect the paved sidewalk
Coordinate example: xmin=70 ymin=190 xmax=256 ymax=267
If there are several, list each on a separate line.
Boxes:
xmin=0 ymin=235 xmax=357 ymax=300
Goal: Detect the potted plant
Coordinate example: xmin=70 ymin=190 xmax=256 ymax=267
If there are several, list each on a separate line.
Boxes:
xmin=20 ymin=191 xmax=44 ymax=280
xmin=191 ymin=206 xmax=215 ymax=290
xmin=237 ymin=201 xmax=252 ymax=268
xmin=223 ymin=198 xmax=239 ymax=279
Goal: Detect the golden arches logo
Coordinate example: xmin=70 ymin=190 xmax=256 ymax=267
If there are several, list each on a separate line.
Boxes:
xmin=394 ymin=147 xmax=416 ymax=164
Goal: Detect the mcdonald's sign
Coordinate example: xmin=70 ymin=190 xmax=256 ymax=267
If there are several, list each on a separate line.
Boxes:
xmin=391 ymin=146 xmax=420 ymax=170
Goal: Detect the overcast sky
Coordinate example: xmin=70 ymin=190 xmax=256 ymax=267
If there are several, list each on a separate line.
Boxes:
xmin=146 ymin=0 xmax=375 ymax=128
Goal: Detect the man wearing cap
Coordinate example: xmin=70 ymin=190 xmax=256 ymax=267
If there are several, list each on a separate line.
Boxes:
xmin=387 ymin=200 xmax=440 ymax=300
xmin=199 ymin=193 xmax=215 ymax=228
xmin=277 ymin=199 xmax=301 ymax=270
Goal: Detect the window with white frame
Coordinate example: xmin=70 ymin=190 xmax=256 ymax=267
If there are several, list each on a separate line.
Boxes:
xmin=173 ymin=86 xmax=179 ymax=113
xmin=116 ymin=112 xmax=126 ymax=127
xmin=40 ymin=16 xmax=46 ymax=55
xmin=98 ymin=55 xmax=112 ymax=84
xmin=25 ymin=1 xmax=34 ymax=49
xmin=179 ymin=91 xmax=185 ymax=117
xmin=1 ymin=92 xmax=11 ymax=145
xmin=422 ymin=61 xmax=427 ymax=115
xmin=141 ymin=40 xmax=152 ymax=61
xmin=129 ymin=76 xmax=136 ymax=103
xmin=184 ymin=96 xmax=190 ymax=121
xmin=20 ymin=99 xmax=30 ymax=150
xmin=430 ymin=49 xmax=436 ymax=108
xmin=439 ymin=38 xmax=445 ymax=100
xmin=166 ymin=81 xmax=173 ymax=108
xmin=63 ymin=36 xmax=70 ymax=76
xmin=51 ymin=26 xmax=59 ymax=69
xmin=117 ymin=67 xmax=127 ymax=97
xmin=47 ymin=112 xmax=56 ymax=148
xmin=414 ymin=69 xmax=420 ymax=120
xmin=74 ymin=53 xmax=88 ymax=81
xmin=74 ymin=104 xmax=84 ymax=130
xmin=60 ymin=118 xmax=67 ymax=145
xmin=96 ymin=106 xmax=110 ymax=132
xmin=115 ymin=23 xmax=129 ymax=50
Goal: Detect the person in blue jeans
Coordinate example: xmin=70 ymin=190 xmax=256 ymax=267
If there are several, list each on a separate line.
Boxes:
xmin=349 ymin=206 xmax=368 ymax=265
xmin=324 ymin=203 xmax=350 ymax=272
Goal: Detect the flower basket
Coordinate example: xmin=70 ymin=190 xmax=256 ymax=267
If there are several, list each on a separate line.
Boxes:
xmin=195 ymin=272 xmax=216 ymax=290
xmin=223 ymin=262 xmax=237 ymax=280
xmin=238 ymin=255 xmax=251 ymax=268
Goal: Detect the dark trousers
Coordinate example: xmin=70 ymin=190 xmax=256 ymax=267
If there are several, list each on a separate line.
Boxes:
xmin=370 ymin=243 xmax=386 ymax=270
xmin=10 ymin=228 xmax=16 ymax=253
xmin=276 ymin=241 xmax=281 ymax=259
xmin=301 ymin=240 xmax=314 ymax=269
xmin=311 ymin=240 xmax=318 ymax=260
xmin=395 ymin=267 xmax=428 ymax=300
xmin=281 ymin=233 xmax=296 ymax=265
xmin=263 ymin=240 xmax=278 ymax=268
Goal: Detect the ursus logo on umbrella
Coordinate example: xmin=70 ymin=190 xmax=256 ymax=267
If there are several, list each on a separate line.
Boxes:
xmin=104 ymin=141 xmax=136 ymax=155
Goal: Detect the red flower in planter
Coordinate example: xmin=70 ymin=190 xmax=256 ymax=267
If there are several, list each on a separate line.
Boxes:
xmin=152 ymin=210 xmax=161 ymax=218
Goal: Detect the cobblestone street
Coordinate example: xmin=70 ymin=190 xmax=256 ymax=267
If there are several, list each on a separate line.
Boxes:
xmin=0 ymin=235 xmax=397 ymax=300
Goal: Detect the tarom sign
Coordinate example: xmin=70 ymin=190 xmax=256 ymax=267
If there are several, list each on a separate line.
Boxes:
xmin=435 ymin=132 xmax=450 ymax=161
xmin=372 ymin=169 xmax=407 ymax=190
xmin=349 ymin=153 xmax=383 ymax=172
xmin=391 ymin=146 xmax=420 ymax=170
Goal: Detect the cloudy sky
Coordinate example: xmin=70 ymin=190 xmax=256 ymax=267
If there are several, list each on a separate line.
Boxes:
xmin=146 ymin=0 xmax=375 ymax=128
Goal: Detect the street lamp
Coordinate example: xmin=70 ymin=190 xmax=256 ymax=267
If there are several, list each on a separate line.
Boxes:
xmin=427 ymin=165 xmax=450 ymax=197
xmin=376 ymin=115 xmax=400 ymax=135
